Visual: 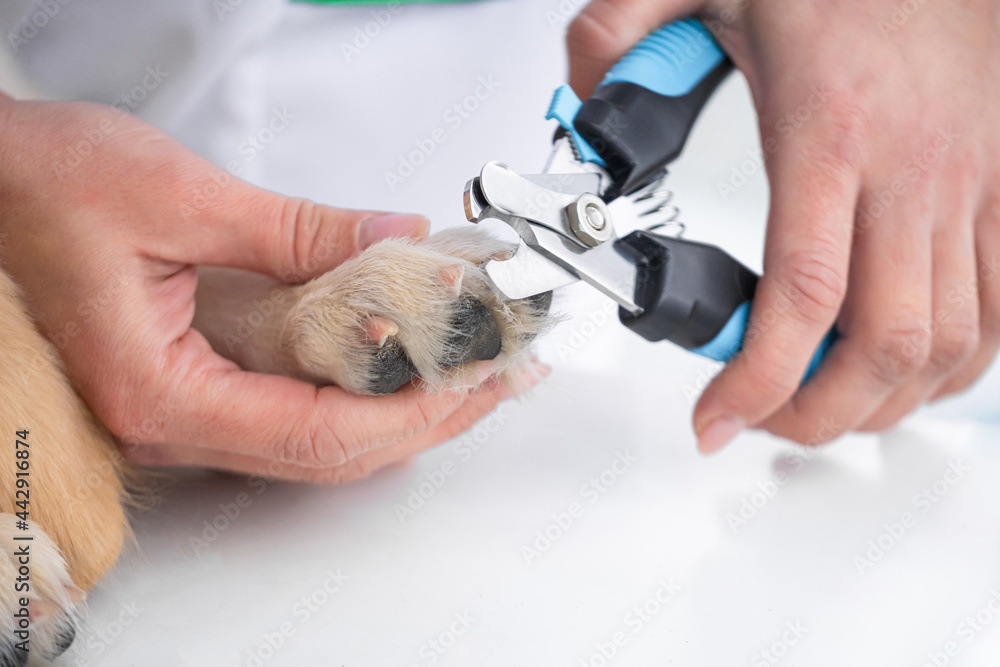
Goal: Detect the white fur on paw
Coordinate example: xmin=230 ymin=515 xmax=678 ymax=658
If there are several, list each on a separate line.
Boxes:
xmin=0 ymin=515 xmax=82 ymax=664
xmin=285 ymin=227 xmax=551 ymax=395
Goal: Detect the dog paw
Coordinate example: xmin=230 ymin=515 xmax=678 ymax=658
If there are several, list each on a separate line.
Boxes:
xmin=0 ymin=515 xmax=83 ymax=665
xmin=284 ymin=227 xmax=552 ymax=394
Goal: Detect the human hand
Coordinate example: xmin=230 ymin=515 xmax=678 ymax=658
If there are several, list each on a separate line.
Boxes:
xmin=0 ymin=94 xmax=526 ymax=482
xmin=567 ymin=0 xmax=1000 ymax=451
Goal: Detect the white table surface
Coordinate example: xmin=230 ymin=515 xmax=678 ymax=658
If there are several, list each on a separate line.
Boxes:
xmin=19 ymin=1 xmax=999 ymax=665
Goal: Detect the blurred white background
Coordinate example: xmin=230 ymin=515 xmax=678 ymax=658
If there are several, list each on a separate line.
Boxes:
xmin=2 ymin=0 xmax=999 ymax=665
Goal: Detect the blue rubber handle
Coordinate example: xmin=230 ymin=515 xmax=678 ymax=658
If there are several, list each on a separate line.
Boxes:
xmin=599 ymin=19 xmax=726 ymax=97
xmin=617 ymin=232 xmax=836 ymax=384
xmin=690 ymin=302 xmax=838 ymax=382
xmin=547 ymin=19 xmax=727 ymax=171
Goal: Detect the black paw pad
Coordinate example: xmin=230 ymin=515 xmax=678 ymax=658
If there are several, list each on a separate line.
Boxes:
xmin=440 ymin=297 xmax=502 ymax=367
xmin=51 ymin=620 xmax=77 ymax=657
xmin=367 ymin=336 xmax=419 ymax=395
xmin=1 ymin=646 xmax=28 ymax=667
xmin=365 ymin=297 xmax=502 ymax=395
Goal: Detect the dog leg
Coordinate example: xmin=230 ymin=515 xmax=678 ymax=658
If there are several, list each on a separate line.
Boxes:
xmin=0 ymin=516 xmax=83 ymax=666
xmin=0 ymin=271 xmax=129 ymax=661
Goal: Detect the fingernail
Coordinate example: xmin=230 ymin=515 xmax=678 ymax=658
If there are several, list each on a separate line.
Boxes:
xmin=359 ymin=213 xmax=429 ymax=249
xmin=697 ymin=414 xmax=745 ymax=455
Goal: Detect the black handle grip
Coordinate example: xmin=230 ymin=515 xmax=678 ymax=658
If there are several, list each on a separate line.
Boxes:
xmin=575 ymin=60 xmax=733 ymax=201
xmin=615 ymin=230 xmax=837 ymax=379
xmin=615 ymin=230 xmax=756 ymax=348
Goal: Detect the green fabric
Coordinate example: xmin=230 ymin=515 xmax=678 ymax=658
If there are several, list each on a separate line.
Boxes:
xmin=294 ymin=0 xmax=475 ymax=4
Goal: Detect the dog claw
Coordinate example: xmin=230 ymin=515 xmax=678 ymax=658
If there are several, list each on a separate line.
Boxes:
xmin=440 ymin=265 xmax=466 ymax=298
xmin=364 ymin=315 xmax=400 ymax=348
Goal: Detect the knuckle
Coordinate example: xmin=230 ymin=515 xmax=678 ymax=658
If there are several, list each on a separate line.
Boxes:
xmin=762 ymin=90 xmax=869 ymax=180
xmin=929 ymin=319 xmax=979 ymax=371
xmin=742 ymin=351 xmax=801 ymax=405
xmin=277 ymin=197 xmax=332 ymax=283
xmin=103 ymin=387 xmax=168 ymax=446
xmin=282 ymin=410 xmax=349 ymax=467
xmin=272 ymin=434 xmax=302 ymax=466
xmin=766 ymin=400 xmax=847 ymax=447
xmin=864 ymin=323 xmax=931 ymax=384
xmin=401 ymin=394 xmax=449 ymax=438
xmin=950 ymin=148 xmax=983 ymax=186
xmin=813 ymin=95 xmax=872 ymax=172
xmin=778 ymin=247 xmax=848 ymax=325
xmin=791 ymin=406 xmax=849 ymax=446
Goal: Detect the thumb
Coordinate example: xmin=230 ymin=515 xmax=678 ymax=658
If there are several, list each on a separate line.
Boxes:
xmin=567 ymin=0 xmax=705 ymax=97
xmin=167 ymin=174 xmax=428 ymax=282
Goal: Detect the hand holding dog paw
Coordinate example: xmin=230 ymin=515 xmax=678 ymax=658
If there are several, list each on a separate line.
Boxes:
xmin=0 ymin=94 xmax=534 ymax=482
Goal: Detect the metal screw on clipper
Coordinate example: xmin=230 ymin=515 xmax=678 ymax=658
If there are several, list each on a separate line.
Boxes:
xmin=586 ymin=203 xmax=605 ymax=230
xmin=567 ymin=193 xmax=612 ymax=247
